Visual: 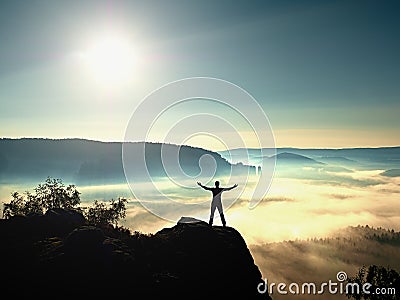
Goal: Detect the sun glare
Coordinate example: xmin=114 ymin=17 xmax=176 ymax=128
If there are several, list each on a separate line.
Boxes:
xmin=82 ymin=35 xmax=136 ymax=85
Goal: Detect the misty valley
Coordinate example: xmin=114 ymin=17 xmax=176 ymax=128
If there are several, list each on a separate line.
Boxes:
xmin=1 ymin=138 xmax=399 ymax=299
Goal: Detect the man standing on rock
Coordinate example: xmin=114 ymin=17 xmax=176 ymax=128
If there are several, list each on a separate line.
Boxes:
xmin=197 ymin=181 xmax=238 ymax=227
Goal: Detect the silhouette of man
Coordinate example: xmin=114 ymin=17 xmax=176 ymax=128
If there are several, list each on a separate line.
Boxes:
xmin=197 ymin=181 xmax=238 ymax=227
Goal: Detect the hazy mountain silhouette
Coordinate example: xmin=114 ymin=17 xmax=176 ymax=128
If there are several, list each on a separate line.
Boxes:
xmin=0 ymin=138 xmax=256 ymax=185
xmin=381 ymin=169 xmax=400 ymax=177
xmin=268 ymin=152 xmax=325 ymax=166
xmin=277 ymin=147 xmax=400 ymax=163
xmin=217 ymin=147 xmax=400 ymax=187
xmin=315 ymin=156 xmax=359 ymax=165
xmin=0 ymin=209 xmax=271 ymax=299
xmin=219 ymin=146 xmax=400 ymax=171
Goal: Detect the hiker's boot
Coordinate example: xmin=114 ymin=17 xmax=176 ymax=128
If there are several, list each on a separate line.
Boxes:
xmin=220 ymin=213 xmax=226 ymax=227
xmin=208 ymin=217 xmax=213 ymax=226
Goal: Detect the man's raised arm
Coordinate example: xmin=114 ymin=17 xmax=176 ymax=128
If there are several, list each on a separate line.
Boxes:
xmin=197 ymin=182 xmax=212 ymax=191
xmin=224 ymin=184 xmax=238 ymax=191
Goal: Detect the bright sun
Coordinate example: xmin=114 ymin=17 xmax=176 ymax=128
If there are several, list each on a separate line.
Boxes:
xmin=82 ymin=35 xmax=136 ymax=85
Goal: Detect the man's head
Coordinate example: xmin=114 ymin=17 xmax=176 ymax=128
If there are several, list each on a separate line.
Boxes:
xmin=215 ymin=181 xmax=220 ymax=188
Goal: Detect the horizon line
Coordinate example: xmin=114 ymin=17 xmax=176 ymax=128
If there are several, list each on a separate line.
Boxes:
xmin=1 ymin=136 xmax=399 ymax=151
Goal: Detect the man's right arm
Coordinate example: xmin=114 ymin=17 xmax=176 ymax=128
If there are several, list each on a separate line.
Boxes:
xmin=197 ymin=182 xmax=212 ymax=190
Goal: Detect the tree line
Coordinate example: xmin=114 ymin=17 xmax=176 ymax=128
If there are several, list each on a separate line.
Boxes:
xmin=2 ymin=177 xmax=128 ymax=228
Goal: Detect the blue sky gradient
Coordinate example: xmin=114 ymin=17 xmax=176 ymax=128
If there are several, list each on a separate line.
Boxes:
xmin=0 ymin=0 xmax=399 ymax=148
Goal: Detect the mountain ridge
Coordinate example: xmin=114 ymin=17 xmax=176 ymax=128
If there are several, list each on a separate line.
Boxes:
xmin=266 ymin=152 xmax=325 ymax=165
xmin=0 ymin=138 xmax=256 ymax=185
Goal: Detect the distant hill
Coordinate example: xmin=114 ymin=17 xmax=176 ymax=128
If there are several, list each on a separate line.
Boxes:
xmin=381 ymin=169 xmax=400 ymax=177
xmin=315 ymin=156 xmax=359 ymax=165
xmin=268 ymin=152 xmax=324 ymax=166
xmin=0 ymin=138 xmax=255 ymax=185
xmin=0 ymin=210 xmax=271 ymax=299
xmin=219 ymin=146 xmax=400 ymax=170
xmin=278 ymin=147 xmax=400 ymax=163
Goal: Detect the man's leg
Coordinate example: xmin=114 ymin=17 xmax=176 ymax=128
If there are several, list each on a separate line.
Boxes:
xmin=209 ymin=201 xmax=217 ymax=226
xmin=216 ymin=201 xmax=226 ymax=227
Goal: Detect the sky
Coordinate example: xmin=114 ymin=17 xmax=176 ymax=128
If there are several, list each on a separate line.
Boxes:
xmin=0 ymin=0 xmax=399 ymax=150
xmin=1 ymin=2 xmax=399 ymax=286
